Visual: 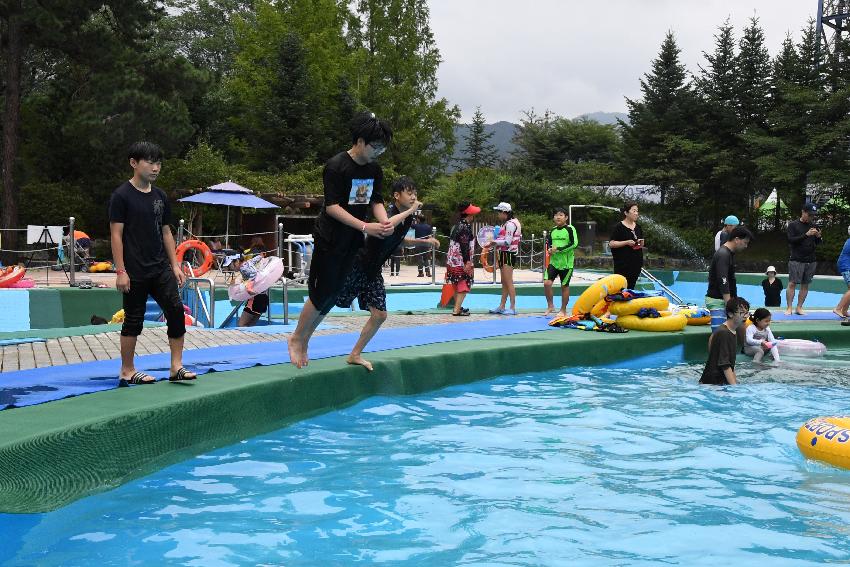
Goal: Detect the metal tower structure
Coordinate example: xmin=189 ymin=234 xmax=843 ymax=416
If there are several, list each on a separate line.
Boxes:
xmin=816 ymin=0 xmax=850 ymax=62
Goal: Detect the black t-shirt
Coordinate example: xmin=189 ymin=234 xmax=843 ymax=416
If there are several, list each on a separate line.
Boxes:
xmin=357 ymin=204 xmax=414 ymax=277
xmin=707 ymin=246 xmax=737 ymax=299
xmin=313 ymin=151 xmax=383 ymax=249
xmin=610 ymin=221 xmax=643 ymax=273
xmin=413 ymin=221 xmax=433 ymax=244
xmin=108 ymin=181 xmax=171 ymax=278
xmin=787 ymin=219 xmax=821 ymax=263
xmin=762 ymin=278 xmax=783 ymax=307
xmin=700 ymin=326 xmax=739 ymax=384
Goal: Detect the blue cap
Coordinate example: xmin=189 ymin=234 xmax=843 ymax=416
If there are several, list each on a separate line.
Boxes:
xmin=723 ymin=215 xmax=740 ymax=226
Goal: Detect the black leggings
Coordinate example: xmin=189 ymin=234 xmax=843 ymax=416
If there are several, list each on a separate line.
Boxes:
xmin=122 ymin=269 xmax=186 ymax=338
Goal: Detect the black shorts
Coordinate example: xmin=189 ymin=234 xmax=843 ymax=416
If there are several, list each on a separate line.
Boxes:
xmin=335 ymin=265 xmax=387 ymax=312
xmin=546 ymin=265 xmax=573 ymax=287
xmin=121 ymin=268 xmax=185 ymax=338
xmin=244 ymin=292 xmax=269 ymax=315
xmin=498 ymin=250 xmax=516 ymax=268
xmin=308 ymin=240 xmax=360 ymax=315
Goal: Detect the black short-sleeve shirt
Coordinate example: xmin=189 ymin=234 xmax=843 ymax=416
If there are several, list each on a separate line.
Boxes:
xmin=108 ymin=181 xmax=171 ymax=278
xmin=314 ymin=151 xmax=384 ymax=248
xmin=356 ymin=204 xmax=414 ymax=278
xmin=707 ymin=246 xmax=737 ymax=299
xmin=610 ymin=221 xmax=644 ymax=274
xmin=700 ymin=326 xmax=739 ymax=385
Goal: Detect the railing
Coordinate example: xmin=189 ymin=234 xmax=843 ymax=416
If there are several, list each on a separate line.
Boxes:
xmin=640 ymin=268 xmax=686 ymax=305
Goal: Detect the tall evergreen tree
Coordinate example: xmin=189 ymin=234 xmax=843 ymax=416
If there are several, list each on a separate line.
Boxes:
xmin=460 ymin=107 xmax=498 ymax=169
xmin=620 ymin=31 xmax=701 ymax=205
xmin=353 ymin=0 xmax=460 ymax=185
xmin=694 ymin=20 xmax=744 ymax=221
xmin=736 ymin=17 xmax=772 ymax=128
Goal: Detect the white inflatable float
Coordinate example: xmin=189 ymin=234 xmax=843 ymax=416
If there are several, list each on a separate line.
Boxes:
xmin=228 ymin=257 xmax=284 ymax=302
xmin=776 ymin=338 xmax=827 ymax=358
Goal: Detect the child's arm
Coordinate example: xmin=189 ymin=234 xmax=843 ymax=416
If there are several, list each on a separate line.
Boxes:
xmin=493 ymin=220 xmax=517 ymax=246
xmin=765 ymin=326 xmax=777 ymax=343
xmin=387 ymin=200 xmax=422 ymax=227
xmin=744 ymin=324 xmax=762 ymax=346
xmin=724 ymin=367 xmax=738 ymax=385
xmin=563 ymin=225 xmax=579 ymax=252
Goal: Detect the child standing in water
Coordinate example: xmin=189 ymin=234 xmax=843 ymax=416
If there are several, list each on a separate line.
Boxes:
xmin=744 ymin=307 xmax=781 ymax=364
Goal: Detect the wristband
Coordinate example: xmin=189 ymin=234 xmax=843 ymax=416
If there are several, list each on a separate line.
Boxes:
xmin=116 ymin=269 xmax=127 ymax=275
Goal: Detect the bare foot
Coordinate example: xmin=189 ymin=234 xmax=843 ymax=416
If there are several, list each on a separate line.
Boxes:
xmin=288 ymin=336 xmax=307 ymax=368
xmin=557 ymin=310 xmax=567 ymax=318
xmin=347 ymin=354 xmax=373 ymax=371
xmin=543 ymin=307 xmax=554 ymax=316
xmin=795 ymin=309 xmax=806 ymax=316
xmin=784 ymin=308 xmax=792 ymax=315
xmin=833 ymin=309 xmax=846 ymax=319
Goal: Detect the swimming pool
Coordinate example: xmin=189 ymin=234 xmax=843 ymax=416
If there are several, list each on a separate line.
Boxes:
xmin=5 ymin=349 xmax=850 ymax=565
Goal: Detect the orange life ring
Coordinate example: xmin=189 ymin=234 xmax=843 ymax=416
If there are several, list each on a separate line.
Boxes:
xmin=0 ymin=265 xmax=26 ymax=288
xmin=175 ymin=239 xmax=213 ymax=276
xmin=481 ymin=246 xmax=498 ymax=273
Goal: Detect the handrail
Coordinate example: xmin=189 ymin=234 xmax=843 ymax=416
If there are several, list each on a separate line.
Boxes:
xmin=640 ymin=268 xmax=686 ymax=305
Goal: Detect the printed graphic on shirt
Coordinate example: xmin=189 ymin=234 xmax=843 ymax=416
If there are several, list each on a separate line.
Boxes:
xmin=349 ymin=179 xmax=374 ymax=205
xmin=153 ymin=199 xmax=164 ymax=234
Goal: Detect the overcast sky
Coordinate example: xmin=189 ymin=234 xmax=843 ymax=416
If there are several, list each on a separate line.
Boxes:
xmin=429 ymin=0 xmax=818 ymax=123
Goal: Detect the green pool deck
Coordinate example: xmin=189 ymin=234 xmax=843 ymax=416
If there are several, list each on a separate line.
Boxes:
xmin=1 ymin=320 xmax=849 ymax=514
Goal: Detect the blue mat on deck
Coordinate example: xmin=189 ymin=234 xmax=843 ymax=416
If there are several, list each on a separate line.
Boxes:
xmin=769 ymin=311 xmax=844 ymax=322
xmin=0 ymin=317 xmax=554 ymax=410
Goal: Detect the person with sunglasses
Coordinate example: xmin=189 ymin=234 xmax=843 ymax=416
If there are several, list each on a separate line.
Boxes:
xmin=288 ymin=111 xmax=394 ymax=369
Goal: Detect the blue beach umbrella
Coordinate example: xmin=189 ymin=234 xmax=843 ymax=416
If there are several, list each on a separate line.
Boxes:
xmin=178 ymin=181 xmax=279 ymax=248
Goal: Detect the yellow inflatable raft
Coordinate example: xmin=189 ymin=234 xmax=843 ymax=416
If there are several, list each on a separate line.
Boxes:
xmin=674 ymin=305 xmax=711 ymax=326
xmin=608 ymin=296 xmax=669 ymax=316
xmin=797 ymin=417 xmax=850 ymax=470
xmin=572 ymin=274 xmax=627 ymax=317
xmin=616 ymin=312 xmax=687 ymax=332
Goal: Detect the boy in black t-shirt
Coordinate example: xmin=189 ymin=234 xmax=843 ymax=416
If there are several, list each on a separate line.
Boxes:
xmin=288 ymin=112 xmax=394 ymax=368
xmin=335 ymin=177 xmax=439 ymax=371
xmin=109 ymin=141 xmax=196 ymax=385
xmin=700 ymin=297 xmax=750 ymax=386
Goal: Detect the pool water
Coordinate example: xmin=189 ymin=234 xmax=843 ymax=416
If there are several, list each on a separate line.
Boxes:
xmin=213 ymin=281 xmax=841 ymax=323
xmin=4 ymin=349 xmax=850 ymax=566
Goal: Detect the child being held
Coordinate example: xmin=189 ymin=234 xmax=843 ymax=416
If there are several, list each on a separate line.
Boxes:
xmin=744 ymin=307 xmax=781 ymax=363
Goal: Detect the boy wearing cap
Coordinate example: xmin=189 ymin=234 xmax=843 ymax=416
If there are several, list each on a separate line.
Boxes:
xmin=488 ymin=201 xmax=522 ymax=315
xmin=714 ymin=215 xmax=740 ymax=251
xmin=223 ymin=252 xmax=270 ymax=327
xmin=786 ymin=203 xmax=822 ymax=316
xmin=287 ymin=111 xmax=394 ymax=368
xmin=761 ymin=266 xmax=783 ymax=308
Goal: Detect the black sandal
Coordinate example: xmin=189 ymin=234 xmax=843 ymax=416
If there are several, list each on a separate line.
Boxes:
xmin=119 ymin=371 xmax=156 ymax=387
xmin=169 ymin=367 xmax=197 ymax=382
xmin=452 ymin=311 xmax=470 ymax=317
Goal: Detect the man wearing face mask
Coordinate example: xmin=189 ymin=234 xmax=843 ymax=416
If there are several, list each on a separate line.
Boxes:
xmin=288 ymin=111 xmax=394 ymax=368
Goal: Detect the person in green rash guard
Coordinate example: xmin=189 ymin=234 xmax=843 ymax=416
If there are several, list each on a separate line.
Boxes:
xmin=544 ymin=207 xmax=579 ymax=316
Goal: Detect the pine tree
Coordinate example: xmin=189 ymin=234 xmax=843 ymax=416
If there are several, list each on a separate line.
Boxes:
xmin=353 ymin=0 xmax=460 ymax=184
xmin=460 ymin=107 xmax=498 ymax=169
xmin=620 ymin=31 xmax=700 ymax=205
xmin=736 ymin=17 xmax=772 ymax=128
xmin=694 ymin=20 xmax=745 ymax=222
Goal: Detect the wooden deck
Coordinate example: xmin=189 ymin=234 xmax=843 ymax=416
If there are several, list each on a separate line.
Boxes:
xmin=0 ymin=312 xmax=497 ymax=373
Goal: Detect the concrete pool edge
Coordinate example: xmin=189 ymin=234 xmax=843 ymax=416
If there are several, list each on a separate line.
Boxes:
xmin=1 ymin=323 xmax=849 ymax=514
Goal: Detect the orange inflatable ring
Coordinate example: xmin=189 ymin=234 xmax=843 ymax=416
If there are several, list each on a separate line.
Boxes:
xmin=480 ymin=246 xmax=498 ymax=273
xmin=175 ymin=239 xmax=213 ymax=276
xmin=0 ymin=265 xmax=26 ymax=288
